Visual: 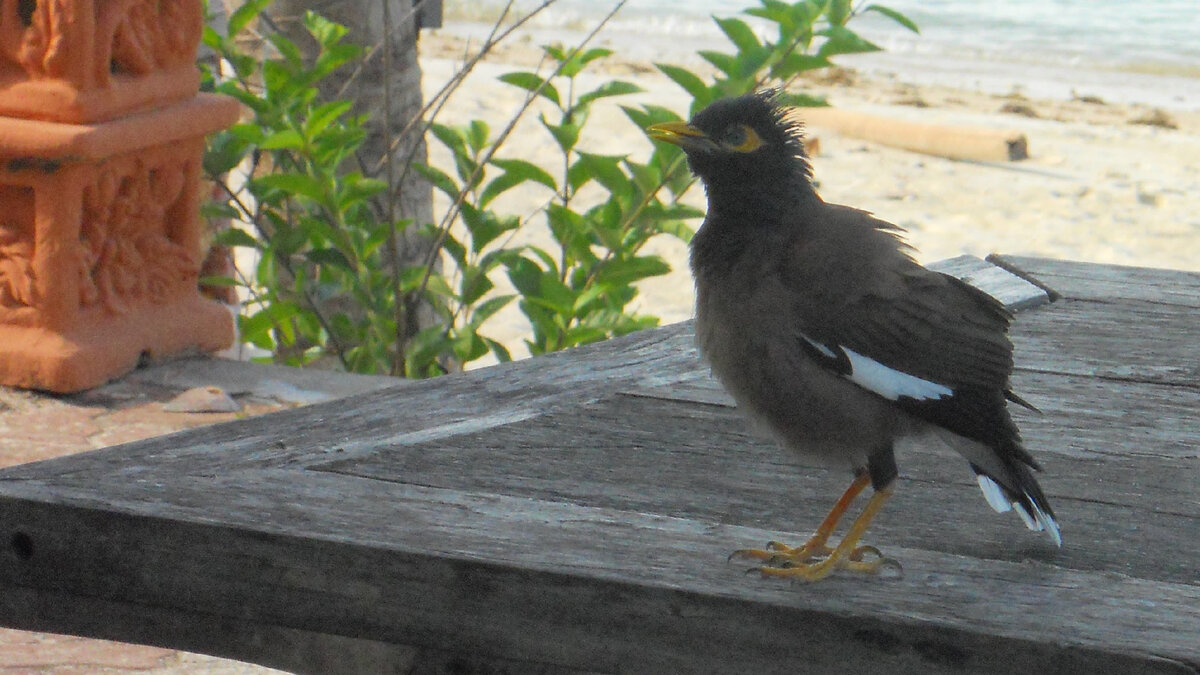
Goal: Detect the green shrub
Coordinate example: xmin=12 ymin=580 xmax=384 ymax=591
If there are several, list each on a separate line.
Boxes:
xmin=200 ymin=0 xmax=916 ymax=376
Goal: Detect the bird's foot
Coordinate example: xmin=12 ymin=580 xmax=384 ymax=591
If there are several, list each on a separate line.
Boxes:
xmin=732 ymin=540 xmax=902 ymax=582
xmin=729 ymin=538 xmax=834 ymax=566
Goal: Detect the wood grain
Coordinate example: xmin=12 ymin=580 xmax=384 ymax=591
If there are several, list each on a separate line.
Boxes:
xmin=1 ymin=256 xmax=1197 ymax=674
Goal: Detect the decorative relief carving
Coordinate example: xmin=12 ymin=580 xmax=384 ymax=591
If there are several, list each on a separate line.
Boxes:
xmin=79 ymin=157 xmax=199 ymax=314
xmin=0 ymin=0 xmax=202 ymax=86
xmin=100 ymin=0 xmax=203 ymax=85
xmin=0 ymin=185 xmax=36 ymax=309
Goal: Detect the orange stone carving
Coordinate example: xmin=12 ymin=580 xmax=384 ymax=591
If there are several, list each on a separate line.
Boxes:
xmin=0 ymin=0 xmax=237 ymax=392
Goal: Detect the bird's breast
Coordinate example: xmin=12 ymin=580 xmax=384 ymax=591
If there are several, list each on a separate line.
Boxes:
xmin=692 ymin=256 xmax=901 ymax=467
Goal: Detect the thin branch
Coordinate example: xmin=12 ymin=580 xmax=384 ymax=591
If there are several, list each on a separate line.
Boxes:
xmin=408 ymin=2 xmax=629 ymax=314
xmin=379 ymin=0 xmax=407 ymax=375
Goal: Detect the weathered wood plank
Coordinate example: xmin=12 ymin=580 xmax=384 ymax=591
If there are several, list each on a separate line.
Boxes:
xmin=1 ymin=474 xmax=1196 ymax=674
xmin=992 ymin=255 xmax=1200 ymax=306
xmin=1009 ymin=298 xmax=1200 ymax=385
xmin=0 ymin=321 xmax=705 ymax=482
xmin=0 ymin=588 xmax=486 ymax=675
xmin=314 ymin=379 xmax=1199 ymax=583
xmin=1 ymin=256 xmax=1196 ymax=673
xmin=928 ymin=255 xmax=1049 ymax=311
xmin=630 ymin=367 xmax=1200 ymax=462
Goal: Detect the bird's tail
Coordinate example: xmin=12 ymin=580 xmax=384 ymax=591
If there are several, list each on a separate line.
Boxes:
xmin=971 ymin=455 xmax=1061 ymax=546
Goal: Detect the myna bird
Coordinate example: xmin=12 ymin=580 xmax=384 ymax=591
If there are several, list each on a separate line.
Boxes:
xmin=648 ymin=90 xmax=1060 ymax=581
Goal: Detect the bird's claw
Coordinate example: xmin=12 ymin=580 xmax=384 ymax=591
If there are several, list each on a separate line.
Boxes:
xmin=728 ymin=538 xmax=834 ymax=567
xmin=731 ymin=539 xmax=901 ymax=582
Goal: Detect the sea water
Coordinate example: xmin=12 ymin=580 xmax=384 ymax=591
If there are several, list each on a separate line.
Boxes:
xmin=449 ymin=0 xmax=1200 ymax=109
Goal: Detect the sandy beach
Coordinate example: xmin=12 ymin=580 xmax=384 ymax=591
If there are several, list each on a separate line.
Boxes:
xmin=416 ymin=18 xmax=1200 ymax=363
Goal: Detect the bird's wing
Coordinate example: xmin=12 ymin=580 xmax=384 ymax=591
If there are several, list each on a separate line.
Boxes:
xmin=786 ymin=212 xmax=1026 ymax=453
xmin=830 ymin=269 xmax=1028 ymax=449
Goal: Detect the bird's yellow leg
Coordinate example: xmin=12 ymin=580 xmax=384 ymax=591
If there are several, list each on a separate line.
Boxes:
xmin=731 ymin=473 xmax=870 ymax=566
xmin=758 ymin=487 xmax=900 ymax=582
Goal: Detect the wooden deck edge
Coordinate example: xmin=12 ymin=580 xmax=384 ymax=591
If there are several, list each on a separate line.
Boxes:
xmin=928 ymin=254 xmax=1053 ymax=311
xmin=985 ymin=253 xmax=1064 ymax=303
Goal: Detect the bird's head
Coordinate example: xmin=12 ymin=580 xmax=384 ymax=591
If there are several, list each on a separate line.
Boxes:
xmin=648 ymin=90 xmax=813 ymax=196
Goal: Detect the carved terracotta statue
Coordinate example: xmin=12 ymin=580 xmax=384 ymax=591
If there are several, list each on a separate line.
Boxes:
xmin=0 ymin=0 xmax=238 ymax=392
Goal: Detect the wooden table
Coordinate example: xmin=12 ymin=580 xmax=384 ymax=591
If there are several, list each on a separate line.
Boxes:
xmin=1 ymin=256 xmax=1198 ymax=674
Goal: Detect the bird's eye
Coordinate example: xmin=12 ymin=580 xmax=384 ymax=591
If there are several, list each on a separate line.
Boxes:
xmin=721 ymin=124 xmax=764 ymax=153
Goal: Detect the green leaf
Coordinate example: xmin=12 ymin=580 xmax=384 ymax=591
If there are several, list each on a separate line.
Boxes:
xmin=715 ymin=17 xmax=761 ymax=54
xmin=204 ymin=132 xmax=249 ymax=175
xmin=451 ymin=330 xmax=489 ymax=363
xmin=571 ymin=283 xmax=609 ymax=314
xmin=654 ymin=64 xmax=711 ymax=104
xmin=305 ymin=247 xmax=355 ymax=272
xmin=817 ymin=26 xmax=883 ymax=58
xmin=862 ymin=4 xmax=921 ymax=34
xmin=549 ymin=45 xmax=612 ymax=78
xmin=697 ymin=50 xmax=739 ymax=77
xmin=568 ymin=152 xmax=628 ymax=195
xmin=498 ymin=72 xmax=561 ymax=106
xmin=227 ymin=123 xmax=266 ymax=145
xmin=656 ymin=219 xmax=696 ymax=244
xmin=622 ymin=104 xmax=684 ymax=132
xmin=470 ymin=294 xmax=515 ymax=327
xmin=576 ymin=80 xmax=642 ymax=109
xmin=336 ymin=173 xmax=387 ymax=210
xmin=202 ymin=25 xmax=223 ymax=52
xmin=541 ymin=114 xmax=581 ymax=154
xmin=261 ymin=60 xmax=297 ymax=96
xmin=214 ymin=227 xmax=259 ymax=249
xmin=404 ymin=324 xmax=451 ymax=377
xmin=305 ymin=10 xmax=349 ymax=47
xmin=744 ymin=0 xmax=793 ymax=27
xmin=200 ymin=201 xmax=240 ymax=222
xmin=429 ymin=122 xmax=468 ymax=154
xmin=259 ymin=128 xmax=305 ymax=150
xmin=480 ymin=158 xmax=557 ymax=208
xmin=228 ymin=0 xmax=272 ymax=37
xmin=576 ymin=46 xmax=613 ymax=67
xmin=460 ymin=269 xmax=495 ymax=306
xmin=593 ymin=255 xmax=671 ymax=286
xmin=440 ymin=230 xmax=468 ymax=269
xmin=312 ymin=43 xmax=363 ymax=79
xmin=544 ymin=204 xmax=591 ymax=256
xmin=827 ymin=0 xmax=852 ymax=26
xmin=506 ymin=256 xmax=574 ymax=315
xmin=484 ymin=337 xmax=513 ymax=363
xmin=267 ymin=32 xmax=304 ymax=67
xmin=467 ymin=119 xmax=491 ymax=153
xmin=306 ymin=100 xmax=354 ymax=137
xmin=253 ymin=173 xmax=327 ymax=202
xmin=412 ymin=162 xmax=460 ymax=199
xmin=771 ymin=52 xmax=833 ymax=81
xmin=623 ymin=159 xmax=660 ymax=194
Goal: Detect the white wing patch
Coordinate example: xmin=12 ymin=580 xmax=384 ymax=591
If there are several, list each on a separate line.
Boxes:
xmin=842 ymin=346 xmax=953 ymax=402
xmin=799 ymin=334 xmax=953 ymax=402
xmin=800 ymin=334 xmax=838 ymax=359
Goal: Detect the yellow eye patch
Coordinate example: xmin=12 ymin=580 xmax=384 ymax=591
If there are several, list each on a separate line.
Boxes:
xmin=722 ymin=124 xmax=764 ymax=153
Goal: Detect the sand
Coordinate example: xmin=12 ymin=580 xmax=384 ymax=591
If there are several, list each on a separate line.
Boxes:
xmin=416 ymin=25 xmax=1200 ymax=364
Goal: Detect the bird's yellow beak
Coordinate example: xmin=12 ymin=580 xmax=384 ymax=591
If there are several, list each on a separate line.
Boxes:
xmin=647 ymin=121 xmax=708 ymax=147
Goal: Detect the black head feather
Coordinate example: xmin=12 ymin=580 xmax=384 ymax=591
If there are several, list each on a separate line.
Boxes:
xmin=683 ymin=90 xmax=813 ymax=187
